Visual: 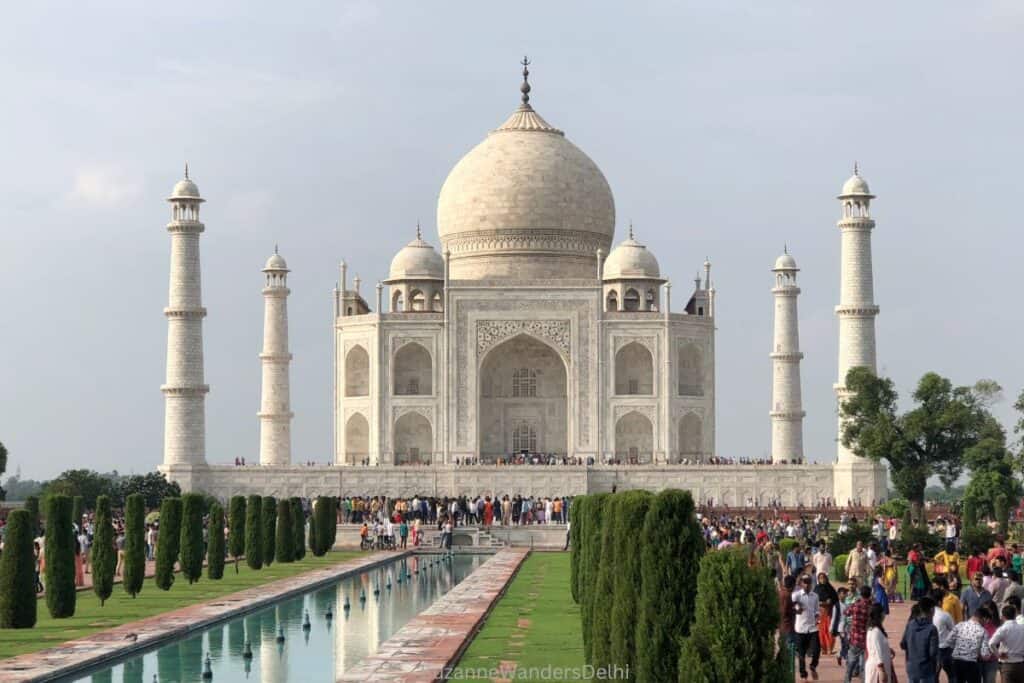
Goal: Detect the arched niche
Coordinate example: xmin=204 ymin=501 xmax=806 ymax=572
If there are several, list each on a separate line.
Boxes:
xmin=344 ymin=413 xmax=369 ymax=465
xmin=394 ymin=412 xmax=431 ymax=464
xmin=344 ymin=345 xmax=370 ymax=396
xmin=393 ymin=342 xmax=432 ymax=395
xmin=614 ymin=341 xmax=654 ymax=395
xmin=614 ymin=411 xmax=653 ymax=464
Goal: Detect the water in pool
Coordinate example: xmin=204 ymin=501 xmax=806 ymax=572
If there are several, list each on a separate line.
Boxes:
xmin=64 ymin=553 xmax=486 ymax=682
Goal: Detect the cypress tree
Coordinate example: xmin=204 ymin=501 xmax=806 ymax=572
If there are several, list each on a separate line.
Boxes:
xmin=290 ymin=498 xmax=305 ymax=561
xmin=569 ymin=494 xmax=589 ymax=604
xmin=155 ymin=497 xmax=182 ymax=590
xmin=313 ymin=496 xmax=333 ymax=556
xmin=678 ymin=547 xmax=786 ymax=682
xmin=179 ymin=494 xmax=204 ymax=584
xmin=44 ymin=494 xmax=76 ymax=617
xmin=275 ymin=499 xmax=294 ymax=563
xmin=207 ymin=503 xmax=225 ymax=580
xmin=245 ymin=495 xmax=263 ymax=570
xmin=25 ymin=496 xmax=40 ymax=536
xmin=0 ymin=509 xmax=37 ymax=628
xmin=228 ymin=496 xmax=246 ymax=572
xmin=91 ymin=495 xmax=115 ymax=606
xmin=590 ymin=494 xmax=621 ymax=669
xmin=580 ymin=492 xmax=610 ymax=665
xmin=609 ymin=490 xmax=653 ymax=679
xmin=326 ymin=497 xmax=338 ymax=549
xmin=261 ymin=496 xmax=277 ymax=567
xmin=123 ymin=494 xmax=145 ymax=598
xmin=635 ymin=489 xmax=704 ymax=683
xmin=72 ymin=496 xmax=85 ymax=533
xmin=308 ymin=498 xmax=320 ymax=555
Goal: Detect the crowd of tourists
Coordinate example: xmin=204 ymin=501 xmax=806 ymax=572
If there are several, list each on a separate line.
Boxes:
xmin=337 ymin=494 xmax=572 ymax=528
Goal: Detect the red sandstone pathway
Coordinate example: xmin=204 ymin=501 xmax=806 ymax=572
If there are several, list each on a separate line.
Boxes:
xmin=804 ymin=599 xmax=912 ymax=683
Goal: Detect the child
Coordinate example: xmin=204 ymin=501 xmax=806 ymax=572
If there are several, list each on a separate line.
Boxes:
xmin=834 ymin=586 xmax=849 ymax=666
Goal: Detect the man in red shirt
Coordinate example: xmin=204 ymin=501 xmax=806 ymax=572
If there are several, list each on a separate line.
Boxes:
xmin=967 ymin=550 xmax=986 ymax=578
xmin=843 ymin=585 xmax=873 ymax=683
xmin=988 ymin=540 xmax=1011 ymax=568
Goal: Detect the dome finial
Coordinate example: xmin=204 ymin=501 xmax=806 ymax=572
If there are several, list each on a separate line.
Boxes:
xmin=853 ymin=160 xmax=859 ymax=176
xmin=416 ymin=220 xmax=422 ymax=240
xmin=184 ymin=162 xmax=190 ymax=180
xmin=274 ymin=243 xmax=279 ymax=255
xmin=628 ymin=221 xmax=634 ymax=240
xmin=520 ymin=56 xmax=532 ymax=108
xmin=784 ymin=243 xmax=788 ymax=254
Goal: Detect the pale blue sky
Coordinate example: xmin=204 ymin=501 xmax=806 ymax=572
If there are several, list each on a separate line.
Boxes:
xmin=2 ymin=1 xmax=1021 ymax=479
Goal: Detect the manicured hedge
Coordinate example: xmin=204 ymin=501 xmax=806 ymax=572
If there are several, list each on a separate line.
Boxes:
xmin=228 ymin=496 xmax=246 ymax=572
xmin=0 ymin=509 xmax=37 ymax=628
xmin=312 ymin=496 xmax=334 ymax=556
xmin=91 ymin=495 xmax=115 ymax=606
xmin=678 ymin=547 xmax=786 ymax=682
xmin=635 ymin=489 xmax=704 ymax=683
xmin=569 ymin=494 xmax=588 ymax=604
xmin=207 ymin=502 xmax=225 ymax=580
xmin=261 ymin=497 xmax=277 ymax=567
xmin=591 ymin=494 xmax=624 ymax=670
xmin=245 ymin=495 xmax=263 ymax=570
xmin=274 ymin=500 xmax=293 ymax=563
xmin=580 ymin=492 xmax=610 ymax=665
xmin=609 ymin=490 xmax=653 ymax=676
xmin=308 ymin=499 xmax=320 ymax=555
xmin=44 ymin=495 xmax=76 ymax=618
xmin=123 ymin=494 xmax=145 ymax=597
xmin=778 ymin=538 xmax=797 ymax=558
xmin=290 ymin=498 xmax=305 ymax=561
xmin=72 ymin=496 xmax=84 ymax=533
xmin=832 ymin=554 xmax=849 ymax=582
xmin=179 ymin=494 xmax=204 ymax=584
xmin=155 ymin=497 xmax=182 ymax=590
xmin=24 ymin=496 xmax=40 ymax=537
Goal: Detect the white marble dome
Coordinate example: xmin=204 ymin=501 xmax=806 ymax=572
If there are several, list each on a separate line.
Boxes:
xmin=773 ymin=252 xmax=797 ymax=270
xmin=840 ymin=172 xmax=872 ymax=197
xmin=388 ymin=236 xmax=444 ymax=281
xmin=170 ymin=177 xmax=201 ymax=199
xmin=437 ymin=102 xmax=615 ymax=280
xmin=264 ymin=252 xmax=288 ymax=271
xmin=603 ymin=234 xmax=661 ymax=279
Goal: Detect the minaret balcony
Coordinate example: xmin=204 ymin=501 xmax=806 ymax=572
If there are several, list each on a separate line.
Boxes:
xmin=769 ymin=351 xmax=804 ymax=361
xmin=834 ymin=304 xmax=879 ymax=316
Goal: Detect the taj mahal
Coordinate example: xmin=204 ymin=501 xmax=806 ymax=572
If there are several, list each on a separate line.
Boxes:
xmin=158 ymin=62 xmax=887 ymax=506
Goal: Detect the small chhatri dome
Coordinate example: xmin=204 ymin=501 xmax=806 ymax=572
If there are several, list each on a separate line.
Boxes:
xmin=388 ymin=226 xmax=444 ymax=281
xmin=169 ymin=162 xmax=202 ymax=200
xmin=603 ymin=227 xmax=661 ymax=280
xmin=264 ymin=246 xmax=288 ymax=272
xmin=839 ymin=163 xmax=873 ymax=197
xmin=773 ymin=248 xmax=798 ymax=271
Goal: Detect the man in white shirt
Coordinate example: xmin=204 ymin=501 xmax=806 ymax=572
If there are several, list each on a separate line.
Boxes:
xmin=989 ymin=604 xmax=1024 ymax=681
xmin=931 ymin=589 xmax=956 ymax=683
xmin=792 ymin=575 xmax=821 ymax=680
xmin=812 ymin=545 xmax=833 ymax=585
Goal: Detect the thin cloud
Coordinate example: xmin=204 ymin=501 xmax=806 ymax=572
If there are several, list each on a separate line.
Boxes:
xmin=67 ymin=165 xmax=143 ymax=208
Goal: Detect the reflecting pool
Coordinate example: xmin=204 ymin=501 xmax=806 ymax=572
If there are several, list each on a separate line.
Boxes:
xmin=63 ymin=554 xmax=487 ymax=682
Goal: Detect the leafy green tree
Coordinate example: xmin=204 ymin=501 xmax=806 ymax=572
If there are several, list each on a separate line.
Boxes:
xmin=227 ymin=496 xmax=246 ymax=572
xmin=245 ymin=495 xmax=263 ymax=569
xmin=996 ymin=494 xmax=1010 ymax=536
xmin=678 ymin=547 xmax=786 ymax=683
xmin=123 ymin=494 xmax=146 ymax=597
xmin=71 ymin=496 xmax=84 ymax=533
xmin=24 ymin=496 xmax=40 ymax=537
xmin=609 ymin=490 xmax=653 ymax=679
xmin=964 ymin=498 xmax=978 ymax=529
xmin=44 ymin=494 xmax=76 ymax=617
xmin=261 ymin=496 xmax=277 ymax=567
xmin=290 ymin=498 xmax=305 ymax=561
xmin=179 ymin=494 xmax=204 ymax=584
xmin=275 ymin=500 xmax=294 ymax=563
xmin=0 ymin=509 xmax=37 ymax=627
xmin=41 ymin=470 xmax=118 ymax=509
xmin=635 ymin=489 xmax=704 ymax=683
xmin=590 ymin=494 xmax=621 ymax=669
xmin=312 ymin=496 xmax=334 ymax=556
xmin=569 ymin=494 xmax=589 ymax=604
xmin=840 ymin=368 xmax=990 ymax=511
xmin=118 ymin=472 xmax=181 ymax=510
xmin=155 ymin=497 xmax=182 ymax=590
xmin=207 ymin=503 xmax=225 ymax=580
xmin=91 ymin=495 xmax=115 ymax=605
xmin=963 ymin=417 xmax=1022 ymax=525
xmin=580 ymin=492 xmax=610 ymax=665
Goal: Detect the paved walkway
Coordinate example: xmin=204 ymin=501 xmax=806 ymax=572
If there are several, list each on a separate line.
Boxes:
xmin=801 ymin=599 xmax=912 ymax=682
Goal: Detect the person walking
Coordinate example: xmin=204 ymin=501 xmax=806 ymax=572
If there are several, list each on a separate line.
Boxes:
xmin=963 ymin=572 xmax=994 ymax=620
xmin=847 ymin=541 xmax=872 ymax=586
xmin=792 ymin=574 xmax=821 ymax=680
xmin=866 ymin=604 xmax=894 ymax=683
xmin=780 ymin=575 xmax=798 ymax=652
xmin=399 ymin=518 xmax=408 ymax=549
xmin=900 ymin=596 xmax=940 ymax=683
xmin=931 ymin=588 xmax=957 ymax=682
xmin=814 ymin=572 xmax=839 ymax=656
xmin=988 ymin=604 xmax=1024 ymax=683
xmin=788 ymin=544 xmax=808 ymax=580
xmin=845 ymin=585 xmax=874 ymax=683
xmin=949 ymin=607 xmax=992 ymax=683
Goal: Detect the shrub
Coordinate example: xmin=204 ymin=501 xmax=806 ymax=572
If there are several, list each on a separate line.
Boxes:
xmin=261 ymin=497 xmax=277 ymax=567
xmin=569 ymin=494 xmax=589 ymax=604
xmin=44 ymin=495 xmax=76 ymax=617
xmin=828 ymin=524 xmax=876 ymax=556
xmin=91 ymin=495 xmax=115 ymax=606
xmin=832 ymin=554 xmax=849 ymax=582
xmin=609 ymin=490 xmax=653 ymax=678
xmin=24 ymin=496 xmax=40 ymax=536
xmin=590 ymin=494 xmax=621 ymax=669
xmin=580 ymin=492 xmax=610 ymax=666
xmin=245 ymin=495 xmax=263 ymax=569
xmin=72 ymin=496 xmax=85 ymax=532
xmin=893 ymin=527 xmax=943 ymax=558
xmin=778 ymin=538 xmax=797 ymax=558
xmin=123 ymin=494 xmax=145 ymax=598
xmin=635 ymin=489 xmax=704 ymax=683
xmin=227 ymin=496 xmax=246 ymax=572
xmin=207 ymin=503 xmax=225 ymax=580
xmin=960 ymin=525 xmax=997 ymax=556
xmin=275 ymin=499 xmax=294 ymax=563
xmin=0 ymin=509 xmax=37 ymax=628
xmin=179 ymin=494 xmax=204 ymax=584
xmin=290 ymin=498 xmax=305 ymax=561
xmin=875 ymin=497 xmax=909 ymax=520
xmin=155 ymin=497 xmax=182 ymax=590
xmin=678 ymin=547 xmax=786 ymax=683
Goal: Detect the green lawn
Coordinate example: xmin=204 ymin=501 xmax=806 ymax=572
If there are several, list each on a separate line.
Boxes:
xmin=455 ymin=552 xmax=585 ymax=682
xmin=0 ymin=551 xmax=362 ymax=660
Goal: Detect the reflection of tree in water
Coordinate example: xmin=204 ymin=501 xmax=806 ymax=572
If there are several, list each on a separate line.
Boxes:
xmin=178 ymin=632 xmax=204 ymax=682
xmin=279 ymin=595 xmax=304 ymax=629
xmin=228 ymin=617 xmax=245 ymax=659
xmin=122 ymin=657 xmax=144 ymax=683
xmin=92 ymin=666 xmax=112 ymax=683
xmin=208 ymin=623 xmax=224 ymax=660
xmin=156 ymin=642 xmax=180 ymax=683
xmin=312 ymin=586 xmax=335 ymax=618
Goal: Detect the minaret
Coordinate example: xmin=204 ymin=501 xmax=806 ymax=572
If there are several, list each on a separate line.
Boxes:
xmin=162 ymin=165 xmax=209 ymax=467
xmin=258 ymin=247 xmax=293 ymax=466
xmin=835 ymin=165 xmax=879 ymax=463
xmin=770 ymin=248 xmax=805 ymax=464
